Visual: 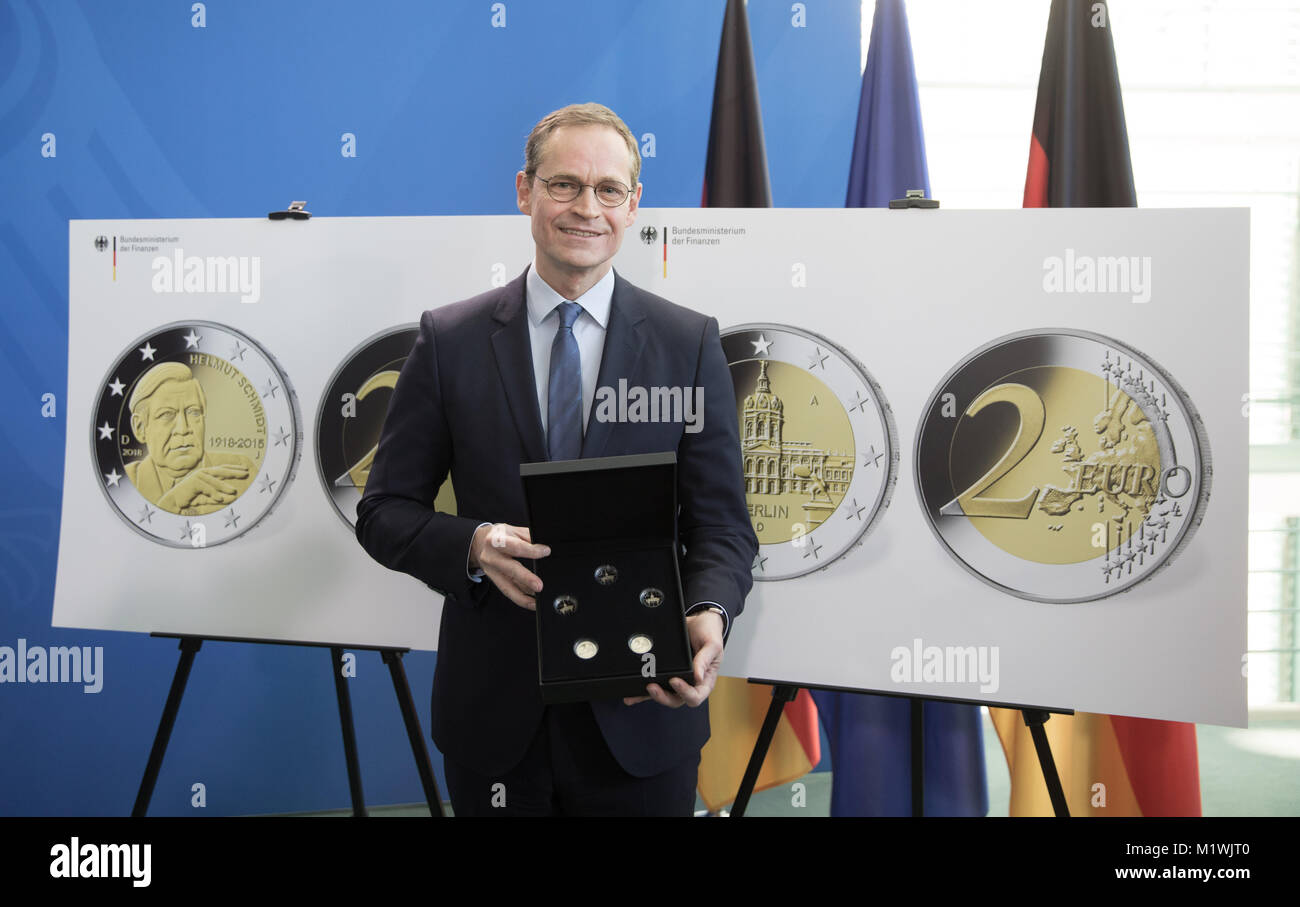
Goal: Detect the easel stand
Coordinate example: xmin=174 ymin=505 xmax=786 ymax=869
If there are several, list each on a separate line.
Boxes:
xmin=729 ymin=682 xmax=1073 ymax=818
xmin=131 ymin=633 xmax=444 ymax=817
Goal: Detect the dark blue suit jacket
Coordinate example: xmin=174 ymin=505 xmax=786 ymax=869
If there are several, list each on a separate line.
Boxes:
xmin=356 ymin=267 xmax=758 ymax=777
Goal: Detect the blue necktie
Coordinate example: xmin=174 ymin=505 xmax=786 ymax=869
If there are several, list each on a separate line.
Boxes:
xmin=547 ymin=301 xmax=583 ymax=461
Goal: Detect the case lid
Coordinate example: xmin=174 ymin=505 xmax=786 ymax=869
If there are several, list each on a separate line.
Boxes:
xmin=520 ymin=451 xmax=677 ymax=545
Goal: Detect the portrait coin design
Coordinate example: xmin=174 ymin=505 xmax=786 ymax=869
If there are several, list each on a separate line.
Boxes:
xmin=93 ymin=321 xmax=300 ymax=547
xmin=914 ymin=329 xmax=1211 ymax=602
xmin=574 ymin=639 xmax=598 ymax=660
xmin=627 ymin=634 xmax=653 ymax=655
xmin=316 ymin=325 xmax=456 ymax=528
xmin=722 ymin=323 xmax=898 ymax=581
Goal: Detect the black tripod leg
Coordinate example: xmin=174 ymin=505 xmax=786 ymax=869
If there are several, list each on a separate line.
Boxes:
xmin=1022 ymin=708 xmax=1070 ymax=817
xmin=132 ymin=637 xmax=203 ymax=817
xmin=381 ymin=649 xmax=444 ymax=817
xmin=911 ymin=698 xmax=925 ymax=817
xmin=731 ymin=684 xmax=798 ymax=817
xmin=331 ymin=647 xmax=367 ymax=817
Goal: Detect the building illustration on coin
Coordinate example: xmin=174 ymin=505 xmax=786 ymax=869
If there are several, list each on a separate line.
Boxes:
xmin=722 ymin=323 xmax=897 ymax=581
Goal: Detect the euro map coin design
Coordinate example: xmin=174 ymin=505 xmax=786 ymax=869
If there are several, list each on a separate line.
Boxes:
xmin=914 ymin=328 xmax=1211 ymax=603
xmin=316 ymin=325 xmax=457 ymax=528
xmin=92 ymin=321 xmax=301 ymax=548
xmin=722 ymin=323 xmax=898 ymax=582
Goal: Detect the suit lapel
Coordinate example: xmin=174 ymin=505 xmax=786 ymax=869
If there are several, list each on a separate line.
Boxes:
xmin=492 ymin=267 xmax=649 ymax=463
xmin=489 ymin=270 xmax=547 ymax=464
xmin=581 ymin=270 xmax=647 ymax=459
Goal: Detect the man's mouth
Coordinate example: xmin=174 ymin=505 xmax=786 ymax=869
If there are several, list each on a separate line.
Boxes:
xmin=560 ymin=228 xmax=603 ymax=238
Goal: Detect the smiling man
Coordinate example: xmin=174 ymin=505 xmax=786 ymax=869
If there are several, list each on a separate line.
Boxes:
xmin=356 ymin=103 xmax=757 ymax=816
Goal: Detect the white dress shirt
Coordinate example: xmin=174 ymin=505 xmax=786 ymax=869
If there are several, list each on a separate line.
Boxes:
xmin=525 ymin=259 xmax=614 ymax=439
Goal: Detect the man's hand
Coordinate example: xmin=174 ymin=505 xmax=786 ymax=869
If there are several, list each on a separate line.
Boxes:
xmin=622 ymin=609 xmax=724 ymax=708
xmin=469 ymin=523 xmax=550 ymax=610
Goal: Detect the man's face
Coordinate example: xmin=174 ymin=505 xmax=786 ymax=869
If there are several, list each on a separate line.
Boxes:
xmin=134 ymin=380 xmax=205 ymax=472
xmin=516 ymin=125 xmax=642 ymax=284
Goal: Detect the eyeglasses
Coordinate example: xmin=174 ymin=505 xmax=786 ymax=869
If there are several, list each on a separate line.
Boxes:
xmin=535 ymin=175 xmax=632 ymax=207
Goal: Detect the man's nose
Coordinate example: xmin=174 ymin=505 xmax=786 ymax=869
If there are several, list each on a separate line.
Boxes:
xmin=571 ymin=184 xmax=601 ymax=217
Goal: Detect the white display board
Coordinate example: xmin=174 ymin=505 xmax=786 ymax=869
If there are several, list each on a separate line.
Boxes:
xmin=57 ymin=208 xmax=1248 ymax=725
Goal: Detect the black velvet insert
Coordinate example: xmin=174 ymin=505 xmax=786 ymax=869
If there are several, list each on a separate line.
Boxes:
xmin=522 ymin=453 xmax=694 ymax=702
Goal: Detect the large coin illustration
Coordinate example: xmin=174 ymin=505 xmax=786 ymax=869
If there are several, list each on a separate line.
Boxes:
xmin=722 ymin=323 xmax=898 ymax=581
xmin=92 ymin=321 xmax=301 ymax=547
xmin=316 ymin=325 xmax=456 ymax=528
xmin=914 ymin=329 xmax=1211 ymax=602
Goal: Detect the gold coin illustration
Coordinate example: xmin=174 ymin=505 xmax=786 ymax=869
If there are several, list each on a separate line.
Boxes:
xmin=915 ymin=329 xmax=1210 ymax=602
xmin=94 ymin=322 xmax=300 ymax=547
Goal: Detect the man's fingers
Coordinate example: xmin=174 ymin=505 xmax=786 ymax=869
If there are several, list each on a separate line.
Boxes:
xmin=672 ymin=675 xmax=710 ymax=708
xmin=487 ymin=524 xmax=547 ymax=557
xmin=499 ymin=533 xmax=551 ymax=560
xmin=644 ymin=682 xmax=684 ymax=709
xmin=478 ymin=542 xmax=543 ymax=590
xmin=492 ymin=573 xmax=536 ymax=610
xmin=494 ymin=557 xmax=542 ymax=598
xmin=484 ymin=563 xmax=539 ymax=610
xmin=693 ymin=648 xmax=718 ymax=684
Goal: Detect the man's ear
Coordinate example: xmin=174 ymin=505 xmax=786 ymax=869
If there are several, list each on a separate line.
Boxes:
xmin=625 ymin=182 xmax=643 ymax=225
xmin=130 ymin=411 xmax=146 ymax=444
xmin=516 ymin=171 xmax=532 ymax=214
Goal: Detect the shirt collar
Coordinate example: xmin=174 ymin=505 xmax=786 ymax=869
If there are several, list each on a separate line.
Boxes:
xmin=526 ymin=260 xmax=614 ymax=329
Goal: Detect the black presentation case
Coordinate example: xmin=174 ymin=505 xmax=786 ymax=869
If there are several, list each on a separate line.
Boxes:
xmin=520 ymin=451 xmax=695 ymax=703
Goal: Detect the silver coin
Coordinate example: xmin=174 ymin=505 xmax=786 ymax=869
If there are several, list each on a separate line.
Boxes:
xmin=639 ymin=587 xmax=664 ymax=608
xmin=573 ymin=639 xmax=598 ymax=660
xmin=553 ymin=594 xmax=578 ymax=616
xmin=914 ymin=328 xmax=1211 ymax=603
xmin=627 ymin=634 xmax=653 ymax=655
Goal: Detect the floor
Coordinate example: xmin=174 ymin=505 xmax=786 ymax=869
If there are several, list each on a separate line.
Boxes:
xmin=281 ymin=707 xmax=1300 ymax=817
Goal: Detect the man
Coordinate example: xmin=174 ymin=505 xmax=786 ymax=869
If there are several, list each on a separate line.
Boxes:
xmin=356 ymin=103 xmax=757 ymax=816
xmin=125 ymin=362 xmax=254 ymax=516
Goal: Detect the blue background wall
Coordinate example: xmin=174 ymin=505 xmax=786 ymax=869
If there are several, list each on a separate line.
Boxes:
xmin=1 ymin=0 xmax=859 ymax=815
